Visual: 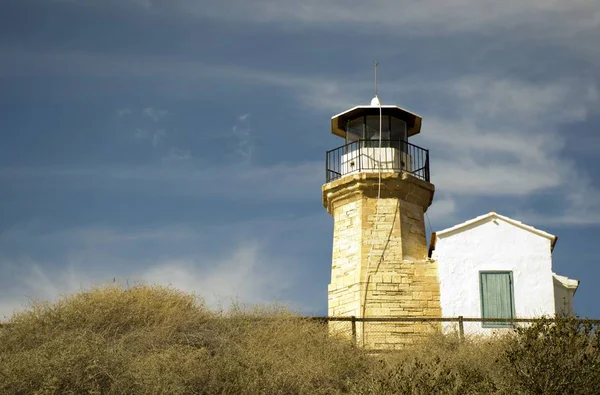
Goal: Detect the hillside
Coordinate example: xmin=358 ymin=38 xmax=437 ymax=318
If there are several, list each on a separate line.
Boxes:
xmin=1 ymin=284 xmax=598 ymax=394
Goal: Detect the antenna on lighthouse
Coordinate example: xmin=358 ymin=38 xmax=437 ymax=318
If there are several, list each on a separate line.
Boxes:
xmin=371 ymin=61 xmax=381 ymax=106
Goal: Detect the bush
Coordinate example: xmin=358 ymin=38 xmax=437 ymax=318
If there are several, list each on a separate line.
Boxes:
xmin=351 ymin=334 xmax=506 ymax=395
xmin=352 ymin=319 xmax=600 ymax=395
xmin=1 ymin=285 xmax=598 ymax=394
xmin=0 ymin=284 xmax=369 ymax=394
xmin=503 ymin=317 xmax=600 ymax=395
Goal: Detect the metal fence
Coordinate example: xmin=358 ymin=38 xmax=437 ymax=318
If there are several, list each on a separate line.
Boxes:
xmin=307 ymin=316 xmax=600 ymax=346
xmin=3 ymin=316 xmax=598 ymax=350
xmin=325 ymin=139 xmax=430 ymax=183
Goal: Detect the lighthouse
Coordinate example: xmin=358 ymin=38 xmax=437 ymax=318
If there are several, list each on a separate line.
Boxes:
xmin=323 ymin=78 xmax=441 ymax=348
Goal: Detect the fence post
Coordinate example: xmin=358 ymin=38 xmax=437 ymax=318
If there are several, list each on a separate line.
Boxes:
xmin=351 ymin=316 xmax=357 ymax=344
xmin=458 ymin=316 xmax=465 ymax=342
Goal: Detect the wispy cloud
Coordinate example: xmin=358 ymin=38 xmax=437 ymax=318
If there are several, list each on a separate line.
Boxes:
xmin=0 ymin=226 xmax=304 ymax=318
xmin=0 ymin=48 xmax=362 ymax=112
xmin=412 ymin=75 xmax=599 ymax=225
xmin=3 ymin=67 xmax=600 ymax=225
xmin=231 ymin=112 xmax=253 ymax=161
xmin=426 ymin=197 xmax=457 ymax=230
xmin=119 ymin=107 xmax=191 ymax=164
xmin=0 ymin=261 xmax=96 ymax=319
xmin=0 ymin=160 xmax=323 ymax=202
xmin=58 ymin=0 xmax=599 ymax=40
xmin=187 ymin=0 xmax=599 ymax=36
xmin=0 ymin=222 xmax=203 ymax=246
xmin=162 ymin=147 xmax=192 ymax=164
xmin=2 ymin=58 xmax=599 ymax=224
xmin=127 ymin=106 xmax=178 ymax=153
xmin=134 ymin=128 xmax=166 ymax=147
xmin=152 ymin=129 xmax=166 ymax=147
xmin=140 ymin=242 xmax=291 ymax=307
xmin=143 ymin=107 xmax=169 ymax=122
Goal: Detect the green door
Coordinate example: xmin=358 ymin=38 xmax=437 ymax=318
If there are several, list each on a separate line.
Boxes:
xmin=480 ymin=272 xmax=515 ymax=327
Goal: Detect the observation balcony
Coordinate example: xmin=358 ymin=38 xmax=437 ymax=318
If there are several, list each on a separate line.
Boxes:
xmin=325 ymin=139 xmax=430 ymax=183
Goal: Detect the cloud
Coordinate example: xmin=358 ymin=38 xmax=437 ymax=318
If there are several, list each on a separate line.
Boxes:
xmin=0 ymin=262 xmax=96 ymax=319
xmin=148 ymin=0 xmax=599 ymax=44
xmin=0 ymin=223 xmax=203 ymax=246
xmin=232 ymin=125 xmax=252 ymax=159
xmin=426 ymin=197 xmax=457 ymax=230
xmin=42 ymin=1 xmax=599 ymax=76
xmin=134 ymin=128 xmax=166 ymax=147
xmin=68 ymin=0 xmax=597 ymax=38
xmin=1 ymin=56 xmax=598 ymax=219
xmin=3 ymin=73 xmax=599 ymax=225
xmin=0 ymin=226 xmax=301 ymax=319
xmin=515 ymin=174 xmax=600 ymax=226
xmin=417 ymin=76 xmax=599 ymax=225
xmin=447 ymin=77 xmax=596 ymax=124
xmin=118 ymin=160 xmax=323 ymax=201
xmin=134 ymin=128 xmax=148 ymax=139
xmin=0 ymin=47 xmax=365 ymax=113
xmin=140 ymin=242 xmax=290 ymax=307
xmin=1 ymin=30 xmax=599 ymax=229
xmin=0 ymin=160 xmax=323 ymax=202
xmin=152 ymin=129 xmax=166 ymax=147
xmin=117 ymin=108 xmax=132 ymax=116
xmin=231 ymin=113 xmax=253 ymax=161
xmin=162 ymin=147 xmax=192 ymax=164
xmin=143 ymin=107 xmax=169 ymax=122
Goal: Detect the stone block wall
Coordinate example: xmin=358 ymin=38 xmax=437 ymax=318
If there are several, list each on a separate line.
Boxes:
xmin=361 ymin=260 xmax=441 ymax=349
xmin=323 ymin=172 xmax=441 ymax=349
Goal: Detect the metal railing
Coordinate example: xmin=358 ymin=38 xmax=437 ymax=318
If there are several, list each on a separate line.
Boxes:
xmin=308 ymin=316 xmax=600 ymax=343
xmin=3 ymin=316 xmax=598 ymax=349
xmin=325 ymin=139 xmax=430 ymax=183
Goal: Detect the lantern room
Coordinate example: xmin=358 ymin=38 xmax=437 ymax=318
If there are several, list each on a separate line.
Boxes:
xmin=330 ymin=104 xmax=422 ymax=143
xmin=325 ymin=103 xmax=430 ymax=183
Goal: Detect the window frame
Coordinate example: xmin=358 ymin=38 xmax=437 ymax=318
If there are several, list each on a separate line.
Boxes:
xmin=479 ymin=271 xmax=516 ymax=328
xmin=345 ymin=115 xmax=409 ymax=151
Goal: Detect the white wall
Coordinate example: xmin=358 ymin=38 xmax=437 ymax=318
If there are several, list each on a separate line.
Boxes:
xmin=341 ymin=147 xmax=413 ymax=175
xmin=553 ymin=280 xmax=575 ymax=317
xmin=433 ymin=218 xmax=556 ymax=335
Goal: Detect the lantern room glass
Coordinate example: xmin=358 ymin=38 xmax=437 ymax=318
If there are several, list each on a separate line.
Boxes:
xmin=345 ymin=115 xmax=407 ymax=150
xmin=346 ymin=118 xmax=362 ymax=142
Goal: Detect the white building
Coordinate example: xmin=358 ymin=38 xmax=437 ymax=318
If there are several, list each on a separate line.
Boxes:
xmin=429 ymin=212 xmax=579 ymax=335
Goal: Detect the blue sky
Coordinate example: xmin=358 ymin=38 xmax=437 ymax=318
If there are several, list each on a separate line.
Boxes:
xmin=1 ymin=0 xmax=599 ymax=318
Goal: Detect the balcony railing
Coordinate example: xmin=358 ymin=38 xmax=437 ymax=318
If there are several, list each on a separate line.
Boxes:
xmin=325 ymin=140 xmax=430 ymax=183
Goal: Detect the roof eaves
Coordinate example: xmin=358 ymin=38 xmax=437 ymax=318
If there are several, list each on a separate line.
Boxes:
xmin=330 ymin=105 xmax=422 ymax=120
xmin=436 ymin=212 xmax=558 ymax=247
xmin=553 ymin=273 xmax=580 ymax=295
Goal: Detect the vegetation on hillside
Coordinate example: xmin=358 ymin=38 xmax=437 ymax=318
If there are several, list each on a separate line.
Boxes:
xmin=1 ymin=284 xmax=598 ymax=394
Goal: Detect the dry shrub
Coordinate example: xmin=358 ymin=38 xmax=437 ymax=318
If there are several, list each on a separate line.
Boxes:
xmin=503 ymin=317 xmax=600 ymax=395
xmin=352 ymin=333 xmax=508 ymax=394
xmin=0 ymin=284 xmax=369 ymax=394
xmin=2 ymin=285 xmax=599 ymax=395
xmin=352 ymin=320 xmax=600 ymax=395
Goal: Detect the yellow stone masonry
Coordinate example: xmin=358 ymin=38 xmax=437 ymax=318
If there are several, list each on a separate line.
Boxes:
xmin=323 ymin=172 xmax=441 ymax=349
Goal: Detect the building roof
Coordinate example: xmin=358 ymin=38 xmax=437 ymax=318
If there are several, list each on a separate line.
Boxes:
xmin=330 ymin=105 xmax=422 ymax=138
xmin=553 ymin=273 xmax=580 ymax=295
xmin=429 ymin=212 xmax=558 ymax=257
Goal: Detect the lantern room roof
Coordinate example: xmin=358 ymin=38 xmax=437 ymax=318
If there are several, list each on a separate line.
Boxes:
xmin=331 ymin=105 xmax=422 ymax=138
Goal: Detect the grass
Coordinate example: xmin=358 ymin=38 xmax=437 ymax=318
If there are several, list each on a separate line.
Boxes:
xmin=1 ymin=284 xmax=598 ymax=394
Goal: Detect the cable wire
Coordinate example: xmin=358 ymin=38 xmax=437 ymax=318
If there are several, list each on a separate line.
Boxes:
xmin=361 ymin=96 xmax=383 ymax=346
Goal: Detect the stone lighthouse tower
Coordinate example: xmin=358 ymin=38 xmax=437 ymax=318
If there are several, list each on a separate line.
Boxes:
xmin=323 ymin=92 xmax=441 ymax=349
